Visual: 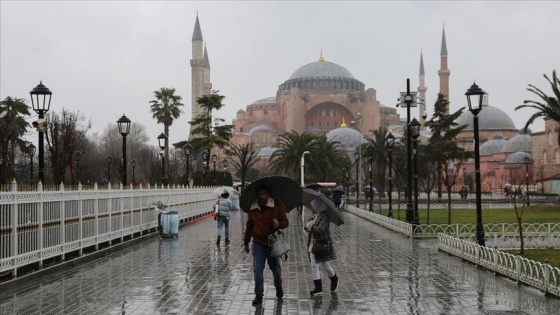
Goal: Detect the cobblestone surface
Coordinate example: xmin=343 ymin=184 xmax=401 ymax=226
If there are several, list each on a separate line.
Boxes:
xmin=1 ymin=210 xmax=559 ymax=314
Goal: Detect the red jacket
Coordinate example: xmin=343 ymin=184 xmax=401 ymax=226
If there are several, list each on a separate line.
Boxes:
xmin=244 ymin=198 xmax=289 ymax=246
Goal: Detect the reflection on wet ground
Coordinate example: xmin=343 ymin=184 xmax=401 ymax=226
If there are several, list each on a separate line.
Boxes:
xmin=1 ymin=210 xmax=559 ymax=314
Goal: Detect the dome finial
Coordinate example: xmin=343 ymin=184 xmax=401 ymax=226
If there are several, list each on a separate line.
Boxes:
xmin=319 ymin=48 xmax=324 ymax=62
xmin=341 ymin=116 xmax=347 ymax=128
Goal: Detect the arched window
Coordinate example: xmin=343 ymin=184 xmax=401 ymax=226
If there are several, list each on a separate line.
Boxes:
xmin=310 ymin=121 xmax=314 ymax=127
xmin=556 ymin=150 xmax=560 ymax=164
xmin=549 ymin=130 xmax=553 ymax=145
xmin=262 ymin=133 xmax=267 ymax=144
xmin=543 ymin=151 xmax=548 ymax=165
xmin=318 ymin=121 xmax=322 ymax=127
xmin=334 ymin=121 xmax=338 ymax=127
xmin=326 ymin=121 xmax=330 ymax=127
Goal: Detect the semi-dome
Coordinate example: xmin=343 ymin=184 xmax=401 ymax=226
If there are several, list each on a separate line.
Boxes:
xmin=248 ymin=125 xmax=276 ymax=136
xmin=326 ymin=127 xmax=366 ymax=151
xmin=278 ymin=56 xmax=365 ymax=92
xmin=251 ymin=97 xmax=277 ymax=105
xmin=480 ymin=133 xmax=508 ymax=156
xmin=502 ymin=132 xmax=532 ymax=153
xmin=505 ymin=151 xmax=532 ymax=164
xmin=455 ymin=105 xmax=517 ymax=132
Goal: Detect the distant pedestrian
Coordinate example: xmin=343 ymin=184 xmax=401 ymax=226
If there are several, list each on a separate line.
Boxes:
xmin=215 ymin=190 xmax=233 ymax=246
xmin=461 ymin=186 xmax=468 ymax=200
xmin=332 ymin=190 xmax=342 ymax=210
xmin=304 ymin=189 xmax=339 ymax=296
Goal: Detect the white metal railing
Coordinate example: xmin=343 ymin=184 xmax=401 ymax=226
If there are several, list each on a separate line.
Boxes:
xmin=346 ymin=205 xmax=560 ymax=248
xmin=0 ymin=182 xmax=217 ymax=278
xmin=438 ymin=234 xmax=560 ymax=297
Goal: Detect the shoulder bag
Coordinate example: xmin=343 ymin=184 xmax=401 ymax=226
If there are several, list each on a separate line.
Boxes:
xmin=268 ymin=229 xmax=291 ymax=260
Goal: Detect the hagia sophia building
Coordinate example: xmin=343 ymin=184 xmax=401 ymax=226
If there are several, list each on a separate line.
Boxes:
xmin=188 ymin=15 xmax=560 ymax=194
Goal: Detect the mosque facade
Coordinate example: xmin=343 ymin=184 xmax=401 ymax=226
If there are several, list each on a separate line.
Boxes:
xmin=189 ymin=15 xmax=560 ymax=194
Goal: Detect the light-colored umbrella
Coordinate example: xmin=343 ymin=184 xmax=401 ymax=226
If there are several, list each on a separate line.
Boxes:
xmin=212 ymin=186 xmax=239 ymax=197
xmin=301 ymin=188 xmax=345 ymax=226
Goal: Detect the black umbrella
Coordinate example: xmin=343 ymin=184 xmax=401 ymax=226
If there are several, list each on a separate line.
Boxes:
xmin=240 ymin=176 xmax=303 ymax=213
xmin=301 ymin=188 xmax=345 ymax=226
xmin=305 ymin=183 xmax=323 ymax=190
xmin=332 ymin=188 xmax=345 ymax=195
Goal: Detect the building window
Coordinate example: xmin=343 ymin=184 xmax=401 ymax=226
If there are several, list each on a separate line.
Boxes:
xmin=310 ymin=121 xmax=314 ymax=127
xmin=318 ymin=121 xmax=322 ymax=127
xmin=334 ymin=121 xmax=338 ymax=127
xmin=556 ymin=150 xmax=560 ymax=164
xmin=326 ymin=121 xmax=330 ymax=127
xmin=262 ymin=133 xmax=267 ymax=144
xmin=543 ymin=151 xmax=547 ymax=165
xmin=549 ymin=130 xmax=553 ymax=145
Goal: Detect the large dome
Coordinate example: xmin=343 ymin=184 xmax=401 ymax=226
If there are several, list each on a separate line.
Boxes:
xmin=502 ymin=132 xmax=532 ymax=153
xmin=278 ymin=57 xmax=365 ymax=92
xmin=326 ymin=127 xmax=366 ymax=151
xmin=289 ymin=60 xmax=355 ymax=80
xmin=455 ymin=105 xmax=517 ymax=132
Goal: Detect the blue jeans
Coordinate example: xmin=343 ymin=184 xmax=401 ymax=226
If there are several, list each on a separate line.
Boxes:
xmin=252 ymin=242 xmax=282 ymax=297
xmin=217 ymin=216 xmax=229 ymax=238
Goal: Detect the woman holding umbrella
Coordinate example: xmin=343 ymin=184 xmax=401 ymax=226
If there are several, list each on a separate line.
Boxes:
xmin=304 ymin=189 xmax=339 ymax=296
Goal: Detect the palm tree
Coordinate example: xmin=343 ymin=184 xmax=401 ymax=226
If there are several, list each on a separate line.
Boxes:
xmin=365 ymin=128 xmax=389 ymax=202
xmin=515 ymin=70 xmax=560 ymax=146
xmin=1 ymin=96 xmax=31 ymax=184
xmin=149 ymin=87 xmax=184 ymax=180
xmin=308 ymin=135 xmax=345 ymax=182
xmin=268 ymin=131 xmax=317 ymax=180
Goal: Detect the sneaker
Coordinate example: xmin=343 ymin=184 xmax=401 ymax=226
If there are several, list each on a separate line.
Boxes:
xmin=252 ymin=296 xmax=263 ymax=306
xmin=276 ymin=286 xmax=284 ymax=298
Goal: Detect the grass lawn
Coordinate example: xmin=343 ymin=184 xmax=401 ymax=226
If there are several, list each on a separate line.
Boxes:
xmin=400 ymin=205 xmax=560 ymax=225
xmin=387 ymin=205 xmax=560 ymax=268
xmin=504 ymin=249 xmax=560 ymax=269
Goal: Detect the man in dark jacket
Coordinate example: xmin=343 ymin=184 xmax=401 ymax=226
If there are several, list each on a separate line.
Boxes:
xmin=243 ymin=185 xmax=289 ymax=306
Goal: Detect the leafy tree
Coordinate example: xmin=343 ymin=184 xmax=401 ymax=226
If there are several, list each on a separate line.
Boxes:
xmin=515 ymin=70 xmax=560 ymax=146
xmin=150 ymin=87 xmax=184 ymax=181
xmin=187 ymin=91 xmax=233 ymax=184
xmin=44 ymin=108 xmax=92 ymax=184
xmin=417 ymin=144 xmax=438 ymax=224
xmin=229 ymin=143 xmax=261 ymax=190
xmin=267 ymin=131 xmax=317 ymax=180
xmin=0 ymin=96 xmax=31 ymax=184
xmin=308 ymin=135 xmax=345 ymax=182
xmin=424 ymin=93 xmax=472 ymax=224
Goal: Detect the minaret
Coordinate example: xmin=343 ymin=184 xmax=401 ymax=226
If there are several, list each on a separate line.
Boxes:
xmin=438 ymin=25 xmax=450 ymax=114
xmin=418 ymin=51 xmax=427 ymax=126
xmin=203 ymin=44 xmax=212 ymax=95
xmin=190 ymin=14 xmax=205 ymax=139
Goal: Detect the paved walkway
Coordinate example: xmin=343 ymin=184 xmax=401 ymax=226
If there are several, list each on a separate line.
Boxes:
xmin=1 ymin=210 xmax=559 ymax=315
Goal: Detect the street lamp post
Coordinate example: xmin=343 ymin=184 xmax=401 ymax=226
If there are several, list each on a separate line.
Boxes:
xmin=131 ymin=159 xmax=136 ymax=186
xmin=399 ymin=79 xmax=417 ymax=224
xmin=222 ymin=158 xmax=228 ymax=182
xmin=345 ymin=156 xmax=351 ymax=207
xmin=202 ymin=150 xmax=209 ymax=185
xmin=183 ymin=143 xmax=192 ymax=187
xmin=367 ymin=144 xmax=374 ymax=212
xmin=74 ymin=150 xmax=82 ymax=184
xmin=466 ymin=82 xmax=487 ymax=247
xmin=106 ymin=156 xmax=112 ymax=185
xmin=524 ymin=156 xmax=531 ymax=206
xmin=30 ymin=81 xmax=52 ymax=184
xmin=354 ymin=150 xmax=360 ymax=207
xmin=410 ymin=118 xmax=421 ymax=226
xmin=27 ymin=143 xmax=36 ymax=184
xmin=157 ymin=133 xmax=168 ymax=185
xmin=117 ymin=114 xmax=131 ymax=186
xmin=385 ymin=132 xmax=395 ymax=218
xmin=211 ymin=153 xmax=217 ymax=184
xmin=300 ymin=151 xmax=310 ymax=186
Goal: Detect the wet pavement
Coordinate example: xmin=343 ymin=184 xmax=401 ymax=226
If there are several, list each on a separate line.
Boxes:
xmin=1 ymin=209 xmax=559 ymax=315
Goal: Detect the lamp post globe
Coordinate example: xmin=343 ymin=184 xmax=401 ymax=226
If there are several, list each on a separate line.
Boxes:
xmin=30 ymin=81 xmax=52 ymax=184
xmin=157 ymin=133 xmax=168 ymax=185
xmin=211 ymin=153 xmax=218 ymax=184
xmin=465 ymin=82 xmax=487 ymax=247
xmin=385 ymin=132 xmax=395 ymax=218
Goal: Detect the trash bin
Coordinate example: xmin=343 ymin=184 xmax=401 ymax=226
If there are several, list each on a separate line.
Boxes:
xmin=161 ymin=211 xmax=179 ymax=238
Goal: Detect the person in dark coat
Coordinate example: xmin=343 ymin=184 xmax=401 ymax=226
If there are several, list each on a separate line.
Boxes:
xmin=304 ymin=189 xmax=339 ymax=296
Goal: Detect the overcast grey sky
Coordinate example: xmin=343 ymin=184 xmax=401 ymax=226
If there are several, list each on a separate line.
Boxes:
xmin=2 ymin=1 xmax=559 ymax=148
